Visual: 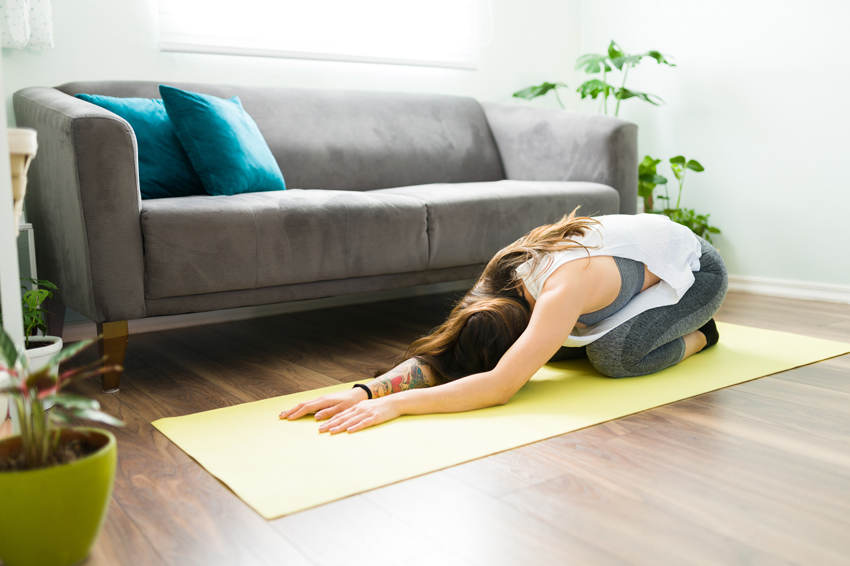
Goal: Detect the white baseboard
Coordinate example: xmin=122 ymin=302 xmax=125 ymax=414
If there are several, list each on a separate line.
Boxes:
xmin=62 ymin=279 xmax=476 ymax=342
xmin=727 ymin=275 xmax=850 ymax=305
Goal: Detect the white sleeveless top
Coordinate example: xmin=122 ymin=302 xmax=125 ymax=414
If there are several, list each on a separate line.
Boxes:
xmin=515 ymin=213 xmax=703 ymax=346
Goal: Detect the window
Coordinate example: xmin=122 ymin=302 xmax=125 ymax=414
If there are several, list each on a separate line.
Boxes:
xmin=158 ymin=0 xmax=487 ymax=70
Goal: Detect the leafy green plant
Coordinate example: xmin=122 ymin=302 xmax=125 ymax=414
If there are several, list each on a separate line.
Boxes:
xmin=21 ymin=278 xmax=56 ymax=347
xmin=638 ymin=155 xmax=667 ymax=213
xmin=0 ymin=278 xmax=57 ymax=349
xmin=0 ymin=327 xmax=123 ymax=470
xmin=662 ymin=207 xmax=721 ymax=243
xmin=640 ymin=154 xmax=721 ymax=243
xmin=512 ymin=81 xmax=569 ymax=108
xmin=513 ymin=40 xmax=674 ymax=116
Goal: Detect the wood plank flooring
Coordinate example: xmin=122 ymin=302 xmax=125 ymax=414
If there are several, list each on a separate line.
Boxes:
xmin=53 ymin=291 xmax=850 ymax=566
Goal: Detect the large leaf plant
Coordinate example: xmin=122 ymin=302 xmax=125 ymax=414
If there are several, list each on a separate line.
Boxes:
xmin=0 ymin=328 xmax=123 ymax=470
xmin=514 ymin=41 xmax=675 ymax=116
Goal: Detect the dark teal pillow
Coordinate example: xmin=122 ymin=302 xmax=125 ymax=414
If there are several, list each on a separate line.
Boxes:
xmin=74 ymin=94 xmax=205 ymax=200
xmin=159 ymin=85 xmax=286 ymax=196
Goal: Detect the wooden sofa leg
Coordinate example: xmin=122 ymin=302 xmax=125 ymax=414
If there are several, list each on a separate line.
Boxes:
xmin=97 ymin=321 xmax=129 ymax=393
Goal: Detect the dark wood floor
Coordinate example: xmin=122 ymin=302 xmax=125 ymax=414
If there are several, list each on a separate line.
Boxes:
xmin=59 ymin=291 xmax=850 ymax=566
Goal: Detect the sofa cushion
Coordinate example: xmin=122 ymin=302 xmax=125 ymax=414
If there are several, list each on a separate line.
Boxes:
xmin=140 ymin=190 xmax=429 ymax=299
xmin=371 ymin=180 xmax=620 ymax=269
xmin=73 ymin=94 xmax=205 ymax=200
xmin=159 ymin=85 xmax=286 ymax=196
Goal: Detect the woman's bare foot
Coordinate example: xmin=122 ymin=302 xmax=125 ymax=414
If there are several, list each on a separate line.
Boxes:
xmin=682 ymin=330 xmax=708 ymax=360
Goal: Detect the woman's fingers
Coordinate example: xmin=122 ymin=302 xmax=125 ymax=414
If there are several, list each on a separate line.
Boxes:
xmin=314 ymin=402 xmax=349 ymax=421
xmin=326 ymin=412 xmax=365 ymax=434
xmin=280 ymin=397 xmax=333 ymax=420
xmin=345 ymin=416 xmax=376 ymax=433
xmin=319 ymin=406 xmax=360 ymax=432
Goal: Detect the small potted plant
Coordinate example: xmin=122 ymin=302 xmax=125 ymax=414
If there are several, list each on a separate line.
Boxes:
xmin=0 ymin=327 xmax=123 ymax=566
xmin=0 ymin=277 xmax=63 ymax=373
xmin=20 ymin=278 xmax=62 ymax=371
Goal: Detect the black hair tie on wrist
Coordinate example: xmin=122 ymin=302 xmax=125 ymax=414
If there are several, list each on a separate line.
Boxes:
xmin=352 ymin=383 xmax=372 ymax=399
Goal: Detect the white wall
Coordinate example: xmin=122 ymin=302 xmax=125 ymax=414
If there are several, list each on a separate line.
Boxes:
xmin=3 ymin=0 xmax=583 ymax=121
xmin=580 ymin=0 xmax=850 ymax=288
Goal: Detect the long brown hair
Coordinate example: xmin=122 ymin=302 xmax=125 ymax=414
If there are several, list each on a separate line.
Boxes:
xmin=388 ymin=207 xmax=602 ymax=382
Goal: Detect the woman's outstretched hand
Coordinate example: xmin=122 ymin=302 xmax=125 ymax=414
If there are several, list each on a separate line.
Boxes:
xmin=279 ymin=388 xmax=367 ymax=422
xmin=317 ymin=396 xmax=401 ymax=434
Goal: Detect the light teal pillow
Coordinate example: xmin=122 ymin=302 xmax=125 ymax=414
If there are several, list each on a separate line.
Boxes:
xmin=159 ymin=85 xmax=286 ymax=196
xmin=75 ymin=94 xmax=205 ymax=200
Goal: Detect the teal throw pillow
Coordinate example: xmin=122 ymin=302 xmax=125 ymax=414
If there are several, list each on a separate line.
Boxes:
xmin=159 ymin=85 xmax=286 ymax=196
xmin=75 ymin=94 xmax=205 ymax=200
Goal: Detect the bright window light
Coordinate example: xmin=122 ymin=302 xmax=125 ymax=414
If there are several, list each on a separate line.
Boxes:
xmin=158 ymin=0 xmax=487 ymax=70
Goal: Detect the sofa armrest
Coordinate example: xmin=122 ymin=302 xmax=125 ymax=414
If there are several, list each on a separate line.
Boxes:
xmin=13 ymin=87 xmax=146 ymax=323
xmin=482 ymin=103 xmax=638 ymax=214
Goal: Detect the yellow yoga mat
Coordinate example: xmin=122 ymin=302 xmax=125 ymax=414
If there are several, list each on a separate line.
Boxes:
xmin=153 ymin=322 xmax=849 ymax=519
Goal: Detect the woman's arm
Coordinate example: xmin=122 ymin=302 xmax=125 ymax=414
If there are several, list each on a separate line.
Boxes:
xmin=280 ymin=357 xmax=437 ymax=422
xmin=319 ymin=264 xmax=591 ymax=433
xmin=367 ymin=358 xmax=439 ymax=398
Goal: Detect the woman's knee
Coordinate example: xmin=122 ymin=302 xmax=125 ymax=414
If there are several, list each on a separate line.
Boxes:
xmin=586 ymin=346 xmax=635 ymax=378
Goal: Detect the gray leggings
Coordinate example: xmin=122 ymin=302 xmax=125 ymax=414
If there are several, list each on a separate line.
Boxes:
xmin=548 ymin=236 xmax=728 ymax=378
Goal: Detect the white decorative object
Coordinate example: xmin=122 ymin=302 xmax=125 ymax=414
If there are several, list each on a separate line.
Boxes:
xmin=0 ymin=0 xmax=54 ymax=50
xmin=8 ymin=129 xmax=37 ymax=235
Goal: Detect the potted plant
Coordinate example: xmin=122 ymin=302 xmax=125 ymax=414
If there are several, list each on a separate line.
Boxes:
xmin=639 ymin=154 xmax=721 ymax=242
xmin=0 ymin=277 xmax=62 ymax=373
xmin=20 ymin=278 xmax=62 ymax=371
xmin=0 ymin=327 xmax=123 ymax=566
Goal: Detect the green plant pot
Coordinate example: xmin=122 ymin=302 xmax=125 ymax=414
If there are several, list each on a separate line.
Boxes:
xmin=0 ymin=427 xmax=117 ymax=566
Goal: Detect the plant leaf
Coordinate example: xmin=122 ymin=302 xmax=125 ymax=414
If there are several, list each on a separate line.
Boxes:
xmin=49 ymin=410 xmax=74 ymax=425
xmin=639 ymin=174 xmax=668 ymax=185
xmin=646 ymin=50 xmax=676 ymax=66
xmin=614 ymin=87 xmax=664 ymax=105
xmin=607 ymin=40 xmax=625 ymax=60
xmin=69 ymin=408 xmax=124 ymax=427
xmin=686 ymin=159 xmax=705 ymax=172
xmin=576 ymin=79 xmax=612 ymax=100
xmin=669 ymin=155 xmax=686 ymax=164
xmin=22 ymin=278 xmax=58 ymax=290
xmin=575 ymin=53 xmax=611 ymax=74
xmin=512 ymin=81 xmax=568 ymax=100
xmin=0 ymin=327 xmax=19 ymax=368
xmin=44 ymin=392 xmax=100 ymax=411
xmin=58 ymin=355 xmax=108 ymax=382
xmin=44 ymin=338 xmax=97 ymax=370
xmin=25 ymin=366 xmax=56 ymax=392
xmin=61 ymin=365 xmax=123 ymax=385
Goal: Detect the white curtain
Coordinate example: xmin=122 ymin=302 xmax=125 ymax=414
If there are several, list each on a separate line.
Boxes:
xmin=1 ymin=0 xmax=53 ymax=50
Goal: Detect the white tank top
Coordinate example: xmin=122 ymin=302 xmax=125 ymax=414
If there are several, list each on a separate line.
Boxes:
xmin=515 ymin=213 xmax=703 ymax=346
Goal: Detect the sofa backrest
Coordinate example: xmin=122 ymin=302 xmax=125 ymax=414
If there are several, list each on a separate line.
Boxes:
xmin=56 ymin=81 xmax=506 ymax=191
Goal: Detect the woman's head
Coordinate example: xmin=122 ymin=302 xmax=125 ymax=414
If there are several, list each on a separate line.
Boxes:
xmin=405 ymin=293 xmax=532 ymax=382
xmin=392 ymin=207 xmax=601 ymax=382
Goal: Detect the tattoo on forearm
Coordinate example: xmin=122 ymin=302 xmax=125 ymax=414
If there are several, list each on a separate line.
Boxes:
xmin=369 ymin=359 xmax=432 ymax=397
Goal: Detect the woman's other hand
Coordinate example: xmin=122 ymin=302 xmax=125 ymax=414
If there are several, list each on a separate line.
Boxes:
xmin=279 ymin=387 xmax=368 ymax=421
xmin=318 ymin=396 xmax=401 ymax=434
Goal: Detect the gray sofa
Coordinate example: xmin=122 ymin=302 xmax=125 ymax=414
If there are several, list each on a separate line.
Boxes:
xmin=13 ymin=81 xmax=637 ymax=391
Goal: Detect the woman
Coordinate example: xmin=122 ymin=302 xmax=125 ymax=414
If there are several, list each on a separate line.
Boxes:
xmin=280 ymin=208 xmax=728 ymax=434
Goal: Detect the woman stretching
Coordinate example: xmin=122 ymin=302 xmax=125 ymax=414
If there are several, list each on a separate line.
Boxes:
xmin=280 ymin=208 xmax=728 ymax=433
